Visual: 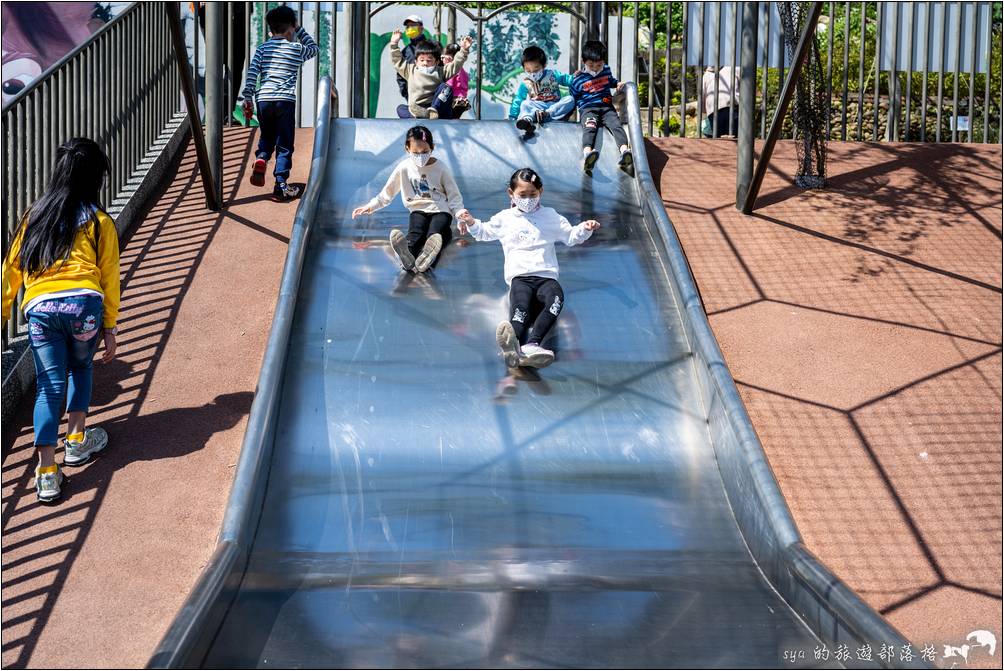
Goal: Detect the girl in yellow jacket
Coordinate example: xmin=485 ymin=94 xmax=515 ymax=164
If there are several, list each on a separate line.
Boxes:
xmin=2 ymin=138 xmax=120 ymax=503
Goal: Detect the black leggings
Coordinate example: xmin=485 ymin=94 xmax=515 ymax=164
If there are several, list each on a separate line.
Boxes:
xmin=407 ymin=211 xmax=453 ymax=258
xmin=581 ymin=107 xmax=628 ymax=150
xmin=508 ymin=275 xmax=564 ymax=345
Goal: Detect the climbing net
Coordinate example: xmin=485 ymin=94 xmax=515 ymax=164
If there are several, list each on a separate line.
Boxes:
xmin=780 ymin=2 xmax=827 ymax=189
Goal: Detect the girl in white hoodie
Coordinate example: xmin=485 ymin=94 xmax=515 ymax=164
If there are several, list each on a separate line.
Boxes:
xmin=457 ymin=168 xmax=600 ymax=368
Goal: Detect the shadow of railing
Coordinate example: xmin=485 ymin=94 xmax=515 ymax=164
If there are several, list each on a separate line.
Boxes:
xmin=0 ymin=128 xmax=261 ymax=669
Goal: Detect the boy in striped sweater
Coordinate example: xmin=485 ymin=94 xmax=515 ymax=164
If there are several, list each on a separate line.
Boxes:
xmin=241 ymin=6 xmax=318 ymax=201
xmin=569 ymin=40 xmax=633 ymax=177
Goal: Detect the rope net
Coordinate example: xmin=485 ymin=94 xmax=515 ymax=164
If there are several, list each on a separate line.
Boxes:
xmin=780 ymin=2 xmax=827 ymax=189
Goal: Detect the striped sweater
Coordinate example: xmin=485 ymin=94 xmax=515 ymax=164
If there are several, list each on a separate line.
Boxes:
xmin=569 ymin=64 xmax=620 ymax=110
xmin=242 ymin=27 xmax=318 ymax=103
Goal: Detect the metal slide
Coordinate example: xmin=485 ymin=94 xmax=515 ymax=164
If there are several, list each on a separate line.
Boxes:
xmin=150 ymin=80 xmax=923 ymax=669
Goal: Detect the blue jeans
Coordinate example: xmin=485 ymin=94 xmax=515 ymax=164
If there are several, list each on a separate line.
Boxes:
xmin=256 ymin=100 xmax=296 ymax=184
xmin=26 ymin=295 xmax=104 ymax=446
xmin=519 ymin=96 xmax=575 ymax=122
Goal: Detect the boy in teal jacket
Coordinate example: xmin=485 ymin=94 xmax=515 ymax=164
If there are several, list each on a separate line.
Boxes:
xmin=508 ymin=46 xmax=575 ymax=135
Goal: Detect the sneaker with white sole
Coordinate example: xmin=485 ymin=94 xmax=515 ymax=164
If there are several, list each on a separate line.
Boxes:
xmin=414 ymin=233 xmax=443 ymax=272
xmin=519 ymin=343 xmax=555 ymax=368
xmin=272 ymin=182 xmax=301 ymax=201
xmin=582 ymin=149 xmax=600 ymax=176
xmin=495 ymin=321 xmax=522 ymax=368
xmin=515 ymin=116 xmax=536 ymax=134
xmin=390 ymin=229 xmax=416 ymax=271
xmin=63 ymin=427 xmax=109 ymax=467
xmin=35 ymin=465 xmax=64 ymax=503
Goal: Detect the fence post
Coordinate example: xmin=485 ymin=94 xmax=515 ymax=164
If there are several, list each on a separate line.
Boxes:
xmin=166 ymin=2 xmax=220 ymax=210
xmin=736 ymin=1 xmax=759 ymax=209
xmin=347 ymin=2 xmax=367 ymax=118
xmin=587 ymin=2 xmax=605 ymax=40
xmin=206 ymin=2 xmax=224 ymax=202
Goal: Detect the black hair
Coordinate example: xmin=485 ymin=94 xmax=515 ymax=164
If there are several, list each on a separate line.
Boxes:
xmin=508 ymin=168 xmax=543 ymax=191
xmin=521 ymin=45 xmax=547 ymax=66
xmin=406 ymin=125 xmax=435 ymax=149
xmin=444 ymin=42 xmax=461 ymax=57
xmin=581 ymin=40 xmax=608 ymax=63
xmin=13 ymin=137 xmax=109 ymax=277
xmin=414 ymin=40 xmax=442 ymax=60
xmin=266 ymin=6 xmax=296 ymax=34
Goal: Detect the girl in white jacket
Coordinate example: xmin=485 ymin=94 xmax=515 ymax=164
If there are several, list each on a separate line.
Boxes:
xmin=458 ymin=168 xmax=600 ymax=368
xmin=352 ymin=125 xmax=469 ymax=272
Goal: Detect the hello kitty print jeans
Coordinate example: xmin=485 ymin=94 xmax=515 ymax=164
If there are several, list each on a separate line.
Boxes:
xmin=26 ymin=294 xmax=104 ymax=446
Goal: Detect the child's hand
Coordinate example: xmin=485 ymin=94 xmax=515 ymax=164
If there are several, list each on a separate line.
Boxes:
xmin=457 ymin=209 xmax=474 ymax=225
xmin=460 ymin=35 xmax=474 ymax=50
xmin=352 ymin=205 xmax=372 ymax=219
xmin=616 ymin=82 xmax=626 ymax=91
xmin=101 ymin=330 xmax=117 ymax=363
xmin=583 ymin=219 xmax=601 ymax=231
xmin=391 ymin=29 xmax=402 ymax=45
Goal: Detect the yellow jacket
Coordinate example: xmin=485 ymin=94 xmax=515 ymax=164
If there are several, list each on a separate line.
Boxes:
xmin=2 ymin=209 xmax=121 ymax=328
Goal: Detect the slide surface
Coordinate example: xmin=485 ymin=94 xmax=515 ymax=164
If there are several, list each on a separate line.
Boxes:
xmin=199 ymin=116 xmax=822 ymax=668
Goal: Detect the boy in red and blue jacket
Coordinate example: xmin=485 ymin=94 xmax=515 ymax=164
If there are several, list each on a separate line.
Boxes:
xmin=569 ymin=40 xmax=633 ymax=177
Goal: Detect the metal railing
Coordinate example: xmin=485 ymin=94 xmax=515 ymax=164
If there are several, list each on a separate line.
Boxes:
xmin=613 ymin=1 xmax=1002 ymax=143
xmin=2 ymin=2 xmax=181 ymax=349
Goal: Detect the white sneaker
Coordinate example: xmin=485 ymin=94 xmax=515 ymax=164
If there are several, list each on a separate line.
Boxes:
xmin=390 ymin=229 xmax=415 ymax=271
xmin=35 ymin=465 xmax=64 ymax=503
xmin=519 ymin=343 xmax=555 ymax=368
xmin=515 ymin=116 xmax=536 ymax=133
xmin=63 ymin=427 xmax=109 ymax=467
xmin=414 ymin=233 xmax=443 ymax=272
xmin=495 ymin=321 xmax=522 ymax=368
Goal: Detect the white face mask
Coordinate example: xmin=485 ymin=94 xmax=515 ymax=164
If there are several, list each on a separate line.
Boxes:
xmin=513 ymin=196 xmax=540 ymax=213
xmin=584 ymin=65 xmax=602 ymax=76
xmin=417 ymin=65 xmax=437 ymax=74
xmin=527 ymin=69 xmax=545 ymax=82
xmin=410 ymin=151 xmax=432 ymax=167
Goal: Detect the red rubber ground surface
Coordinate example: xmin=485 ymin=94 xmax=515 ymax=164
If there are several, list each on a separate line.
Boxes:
xmin=649 ymin=137 xmax=1002 ymax=667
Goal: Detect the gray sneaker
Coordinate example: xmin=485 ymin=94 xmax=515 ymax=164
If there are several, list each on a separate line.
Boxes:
xmin=414 ymin=233 xmax=443 ymax=273
xmin=35 ymin=465 xmax=64 ymax=503
xmin=496 ymin=321 xmax=522 ymax=368
xmin=63 ymin=427 xmax=108 ymax=467
xmin=582 ymin=149 xmax=600 ymax=176
xmin=390 ymin=229 xmax=416 ymax=271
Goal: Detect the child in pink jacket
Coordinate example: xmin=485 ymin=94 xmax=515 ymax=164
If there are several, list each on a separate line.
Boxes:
xmin=442 ymin=43 xmax=471 ymax=117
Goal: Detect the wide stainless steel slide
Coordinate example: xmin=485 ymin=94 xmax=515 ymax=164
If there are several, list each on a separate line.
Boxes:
xmin=149 ymin=79 xmax=923 ymax=669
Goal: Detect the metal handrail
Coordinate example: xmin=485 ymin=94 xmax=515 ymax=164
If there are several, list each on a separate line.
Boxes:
xmin=0 ymin=3 xmax=140 ymax=113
